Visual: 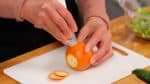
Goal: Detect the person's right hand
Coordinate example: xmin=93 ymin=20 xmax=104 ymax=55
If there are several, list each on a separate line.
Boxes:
xmin=20 ymin=0 xmax=77 ymax=44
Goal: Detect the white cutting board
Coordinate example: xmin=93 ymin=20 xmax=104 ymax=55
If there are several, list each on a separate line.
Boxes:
xmin=3 ymin=42 xmax=150 ymax=84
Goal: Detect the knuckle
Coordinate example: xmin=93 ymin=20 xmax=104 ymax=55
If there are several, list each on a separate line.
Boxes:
xmin=55 ymin=18 xmax=65 ymax=27
xmin=56 ymin=17 xmax=62 ymax=22
xmin=82 ymin=26 xmax=89 ymax=33
xmin=43 ymin=3 xmax=53 ymax=11
xmin=65 ymin=15 xmax=70 ymax=21
xmin=66 ymin=12 xmax=72 ymax=19
xmin=42 ymin=3 xmax=49 ymax=9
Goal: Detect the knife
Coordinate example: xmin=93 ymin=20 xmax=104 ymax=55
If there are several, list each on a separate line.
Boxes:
xmin=67 ymin=33 xmax=77 ymax=46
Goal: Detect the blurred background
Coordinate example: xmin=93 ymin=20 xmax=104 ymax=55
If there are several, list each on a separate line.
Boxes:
xmin=106 ymin=0 xmax=124 ymax=19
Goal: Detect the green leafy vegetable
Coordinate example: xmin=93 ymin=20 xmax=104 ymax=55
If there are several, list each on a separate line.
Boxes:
xmin=137 ymin=8 xmax=150 ymax=15
xmin=132 ymin=68 xmax=150 ymax=83
xmin=128 ymin=7 xmax=150 ymax=39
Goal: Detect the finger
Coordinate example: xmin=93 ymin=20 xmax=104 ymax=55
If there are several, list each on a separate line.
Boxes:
xmin=92 ymin=48 xmax=113 ymax=66
xmin=40 ymin=12 xmax=68 ymax=44
xmin=42 ymin=4 xmax=72 ymax=39
xmin=54 ymin=2 xmax=78 ymax=32
xmin=90 ymin=37 xmax=111 ymax=65
xmin=85 ymin=29 xmax=102 ymax=52
xmin=78 ymin=25 xmax=91 ymax=42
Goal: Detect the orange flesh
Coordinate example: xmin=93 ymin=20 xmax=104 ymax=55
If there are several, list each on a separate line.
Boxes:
xmin=54 ymin=71 xmax=69 ymax=77
xmin=48 ymin=71 xmax=69 ymax=80
xmin=48 ymin=73 xmax=65 ymax=80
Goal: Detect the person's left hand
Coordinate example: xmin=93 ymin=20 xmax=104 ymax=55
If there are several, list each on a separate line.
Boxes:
xmin=78 ymin=17 xmax=113 ymax=66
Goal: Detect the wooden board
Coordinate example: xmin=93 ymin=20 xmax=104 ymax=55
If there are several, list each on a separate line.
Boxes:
xmin=114 ymin=66 xmax=150 ymax=84
xmin=110 ymin=16 xmax=150 ymax=58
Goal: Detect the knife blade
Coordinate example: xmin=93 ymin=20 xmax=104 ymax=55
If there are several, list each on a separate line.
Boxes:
xmin=67 ymin=33 xmax=77 ymax=46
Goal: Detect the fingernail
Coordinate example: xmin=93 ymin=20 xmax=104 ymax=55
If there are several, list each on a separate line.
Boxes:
xmin=70 ymin=33 xmax=73 ymax=39
xmin=90 ymin=57 xmax=96 ymax=65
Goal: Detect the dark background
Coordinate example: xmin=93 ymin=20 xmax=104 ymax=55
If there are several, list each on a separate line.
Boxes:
xmin=106 ymin=0 xmax=124 ymax=19
xmin=0 ymin=0 xmax=124 ymax=62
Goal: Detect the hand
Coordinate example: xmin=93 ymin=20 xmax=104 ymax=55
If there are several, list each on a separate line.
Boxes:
xmin=78 ymin=17 xmax=113 ymax=66
xmin=20 ymin=0 xmax=77 ymax=44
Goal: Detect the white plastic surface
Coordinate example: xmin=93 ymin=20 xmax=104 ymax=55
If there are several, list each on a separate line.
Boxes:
xmin=4 ymin=42 xmax=150 ymax=84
